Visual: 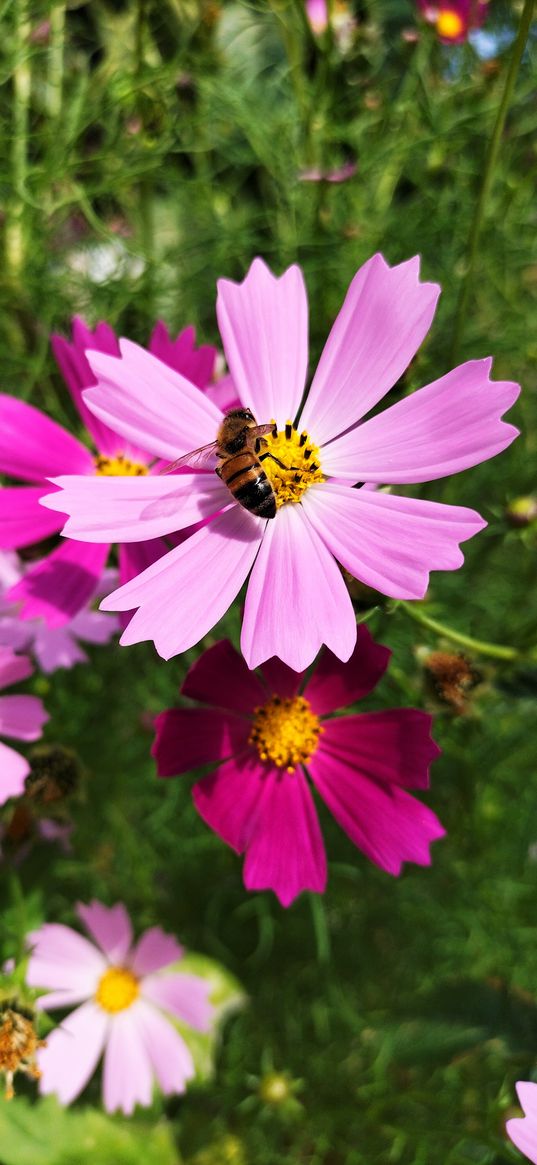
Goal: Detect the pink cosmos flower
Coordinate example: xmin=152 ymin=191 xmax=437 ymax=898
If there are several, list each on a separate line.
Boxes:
xmin=416 ymin=0 xmax=489 ymax=43
xmin=27 ymin=901 xmax=213 ymax=1114
xmin=305 ymin=0 xmax=329 ymax=34
xmin=507 ymin=1083 xmax=537 ymax=1164
xmin=43 ymin=254 xmax=519 ymax=672
xmin=152 ymin=627 xmax=444 ymax=906
xmin=0 ymin=647 xmax=48 ymax=804
xmin=0 ymin=318 xmax=224 ymax=627
xmin=299 ymin=161 xmax=357 ymax=183
xmin=0 ymin=551 xmax=119 ymax=672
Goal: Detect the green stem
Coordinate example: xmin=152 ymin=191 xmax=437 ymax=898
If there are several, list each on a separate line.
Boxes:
xmin=7 ymin=869 xmax=27 ymax=967
xmin=399 ymin=601 xmax=521 ymax=662
xmin=309 ymin=894 xmax=331 ymax=966
xmin=450 ymin=0 xmax=535 ymax=362
xmin=48 ymin=1 xmax=65 ymax=121
xmin=5 ymin=0 xmax=31 ymax=280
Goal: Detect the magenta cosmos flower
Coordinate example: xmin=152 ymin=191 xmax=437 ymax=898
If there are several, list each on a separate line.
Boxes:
xmin=43 ymin=254 xmax=519 ymax=671
xmin=416 ymin=0 xmax=489 ymax=43
xmin=507 ymin=1083 xmax=537 ymax=1164
xmin=27 ymin=901 xmax=213 ymax=1114
xmin=0 ymin=646 xmax=48 ymax=804
xmin=0 ymin=318 xmax=225 ymax=627
xmin=152 ymin=627 xmax=444 ymax=907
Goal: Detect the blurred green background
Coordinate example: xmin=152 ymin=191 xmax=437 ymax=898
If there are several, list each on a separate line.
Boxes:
xmin=0 ymin=1 xmax=536 ymax=1161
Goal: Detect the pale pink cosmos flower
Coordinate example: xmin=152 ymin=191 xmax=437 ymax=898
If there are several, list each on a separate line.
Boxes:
xmin=0 ymin=647 xmax=48 ymax=804
xmin=27 ymin=901 xmax=213 ymax=1114
xmin=152 ymin=627 xmax=444 ymax=906
xmin=507 ymin=1083 xmax=537 ymax=1164
xmin=299 ymin=161 xmax=357 ymax=183
xmin=0 ymin=551 xmax=119 ymax=672
xmin=0 ymin=318 xmax=225 ymax=627
xmin=43 ymin=254 xmax=519 ymax=672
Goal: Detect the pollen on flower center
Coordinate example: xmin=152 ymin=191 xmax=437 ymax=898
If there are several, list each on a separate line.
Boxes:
xmin=436 ymin=9 xmax=464 ymax=37
xmin=95 ymin=967 xmax=139 ymax=1013
xmin=94 ymin=454 xmax=148 ymax=477
xmin=261 ymin=422 xmax=324 ymax=507
xmin=249 ymin=695 xmax=323 ymax=772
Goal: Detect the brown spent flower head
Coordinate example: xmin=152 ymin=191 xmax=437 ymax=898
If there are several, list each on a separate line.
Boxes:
xmin=422 ymin=651 xmax=482 ymax=714
xmin=25 ymin=744 xmax=81 ymax=805
xmin=0 ymin=1004 xmax=45 ymax=1099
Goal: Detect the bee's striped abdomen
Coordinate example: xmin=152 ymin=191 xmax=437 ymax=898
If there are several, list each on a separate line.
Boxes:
xmin=220 ymin=452 xmax=276 ymax=519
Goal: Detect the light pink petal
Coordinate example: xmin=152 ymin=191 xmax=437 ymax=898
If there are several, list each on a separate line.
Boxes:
xmin=0 ymin=394 xmax=94 ymax=482
xmin=27 ymin=922 xmax=106 ymax=993
xmin=38 ymin=1001 xmax=108 ymax=1106
xmin=216 ymin=258 xmax=308 ymax=423
xmin=0 ymin=616 xmax=30 ymax=653
xmin=303 ymin=624 xmax=391 ymax=714
xmin=516 ymin=1083 xmax=537 ymax=1121
xmin=309 ymin=748 xmax=445 ymax=875
xmin=241 ymin=502 xmax=357 ymax=671
xmin=41 ymin=472 xmax=228 ymax=543
xmin=76 ymin=901 xmax=133 ymax=964
xmin=0 ymin=550 xmax=23 ymax=588
xmin=52 ymin=318 xmax=124 ymax=456
xmin=181 ymin=638 xmax=266 ymax=713
xmin=302 ymin=483 xmax=485 ymax=600
xmin=34 ymin=987 xmax=92 ymax=1011
xmin=0 ymin=694 xmax=48 ymax=741
xmin=193 ymin=752 xmax=266 ymax=853
xmin=84 ymin=339 xmax=223 ymax=462
xmin=0 ymin=740 xmax=29 ymax=803
xmin=129 ymin=928 xmax=184 ymax=976
xmin=68 ymin=608 xmax=119 ymax=646
xmin=243 ymin=768 xmax=327 ymax=907
xmin=0 ymin=486 xmax=64 ymax=549
xmin=507 ymin=1084 xmax=537 ymax=1165
xmin=133 ymin=999 xmax=195 ymax=1095
xmin=102 ymin=506 xmax=264 ymax=660
xmin=0 ymin=646 xmax=33 ymax=688
xmin=259 ymin=657 xmax=303 ymax=699
xmin=7 ymin=540 xmax=110 ymax=626
xmin=204 ymin=373 xmax=240 ymax=413
xmin=153 ymin=708 xmax=250 ymax=776
xmin=322 ymin=359 xmax=520 ymax=483
xmin=149 ymin=321 xmax=217 ymax=388
xmin=315 ymin=711 xmax=440 ymax=791
xmin=299 ymin=254 xmax=440 ymax=445
xmin=102 ymin=1007 xmax=153 ymax=1114
xmin=32 ymin=625 xmax=88 ymax=672
xmin=142 ymin=972 xmax=212 ymax=1031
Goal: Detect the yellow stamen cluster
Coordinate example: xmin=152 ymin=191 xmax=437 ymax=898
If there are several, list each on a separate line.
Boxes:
xmin=436 ymin=9 xmax=465 ymax=38
xmin=0 ymin=1008 xmax=45 ymax=1100
xmin=261 ymin=422 xmax=324 ymax=508
xmin=249 ymin=695 xmax=323 ymax=773
xmin=94 ymin=454 xmax=148 ymax=477
xmin=95 ymin=967 xmax=139 ymax=1014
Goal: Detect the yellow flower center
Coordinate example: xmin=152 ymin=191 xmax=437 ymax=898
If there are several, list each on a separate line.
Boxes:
xmin=262 ymin=423 xmax=324 ymax=508
xmin=95 ymin=967 xmax=139 ymax=1013
xmin=436 ymin=9 xmax=465 ymax=38
xmin=249 ymin=695 xmax=323 ymax=773
xmin=94 ymin=454 xmax=148 ymax=476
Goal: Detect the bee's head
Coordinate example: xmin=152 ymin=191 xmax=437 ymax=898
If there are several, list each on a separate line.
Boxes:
xmin=226 ymin=407 xmax=256 ymax=428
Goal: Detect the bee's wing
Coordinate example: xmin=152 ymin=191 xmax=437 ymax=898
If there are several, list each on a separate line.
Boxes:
xmin=252 ymin=424 xmax=276 ymax=439
xmin=159 ymin=442 xmax=219 ymax=475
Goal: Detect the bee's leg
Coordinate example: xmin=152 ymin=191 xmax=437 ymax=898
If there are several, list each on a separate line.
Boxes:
xmin=215 ymin=465 xmax=223 ymax=479
xmin=259 ymin=451 xmax=287 ymax=470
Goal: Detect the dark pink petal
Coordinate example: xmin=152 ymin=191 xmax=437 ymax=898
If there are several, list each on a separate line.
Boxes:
xmin=102 ymin=1007 xmax=153 ymax=1114
xmin=241 ymin=502 xmax=357 ymax=671
xmin=259 ymin=657 xmax=303 ymax=699
xmin=243 ymin=768 xmax=327 ymax=907
xmin=0 ymin=694 xmax=48 ymax=741
xmin=41 ymin=472 xmax=228 ymax=542
xmin=102 ymin=506 xmax=264 ymax=660
xmin=52 ymin=319 xmax=123 ymax=456
xmin=129 ymin=928 xmax=184 ymax=976
xmin=0 ymin=486 xmax=64 ymax=549
xmin=77 ymin=901 xmax=133 ymax=964
xmin=149 ymin=321 xmax=217 ymax=388
xmin=142 ymin=972 xmax=212 ymax=1031
xmin=7 ymin=540 xmax=109 ymax=626
xmin=322 ymin=359 xmax=520 ymax=483
xmin=315 ymin=711 xmax=440 ymax=790
xmin=299 ymin=254 xmax=440 ymax=445
xmin=84 ymin=340 xmax=223 ymax=462
xmin=153 ymin=708 xmax=250 ymax=776
xmin=181 ymin=638 xmax=266 ymax=713
xmin=38 ymin=1001 xmax=108 ymax=1106
xmin=193 ymin=752 xmax=266 ymax=853
xmin=309 ymin=748 xmax=445 ymax=875
xmin=204 ymin=374 xmax=240 ymax=413
xmin=133 ymin=1000 xmax=195 ymax=1095
xmin=303 ymin=624 xmax=391 ymax=714
xmin=0 ymin=646 xmax=33 ymax=689
xmin=27 ymin=922 xmax=106 ymax=993
xmin=217 ymin=258 xmax=308 ymax=424
xmin=0 ymin=741 xmax=29 ymax=803
xmin=119 ymin=539 xmax=169 ymax=586
xmin=303 ymin=483 xmax=485 ymax=600
xmin=0 ymin=394 xmax=94 ymax=482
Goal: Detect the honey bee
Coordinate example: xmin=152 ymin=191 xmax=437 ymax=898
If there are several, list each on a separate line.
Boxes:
xmin=161 ymin=407 xmax=295 ymax=519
